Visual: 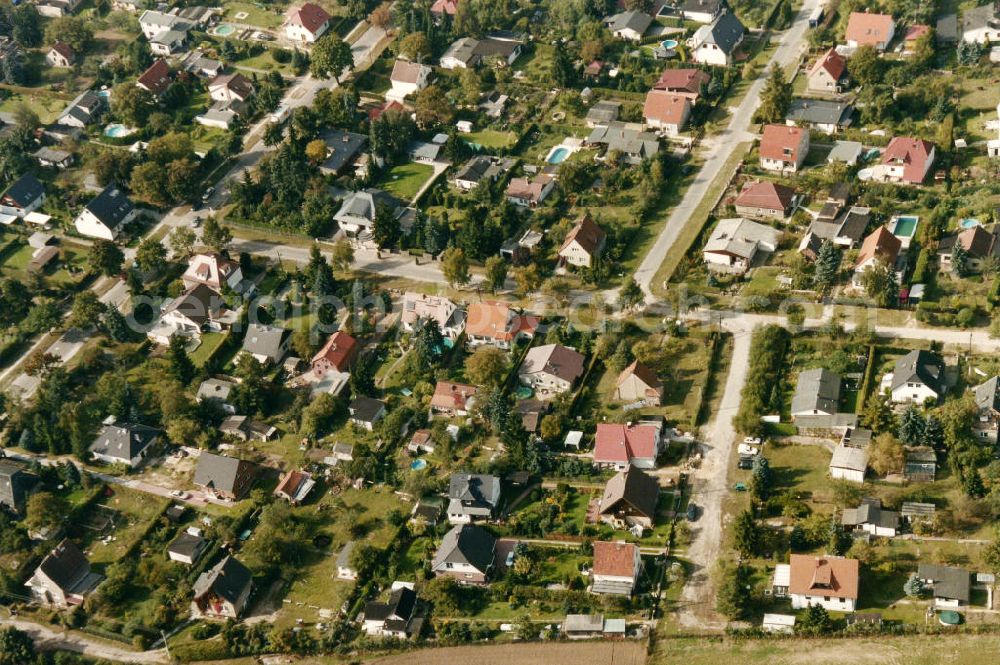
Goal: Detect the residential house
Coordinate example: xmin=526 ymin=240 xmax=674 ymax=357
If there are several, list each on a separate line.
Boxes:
xmin=387 ymin=60 xmax=432 ymax=103
xmin=670 ymin=0 xmax=725 ymax=23
xmin=598 ymin=467 xmax=659 ymax=530
xmin=181 ymin=50 xmax=225 ymax=77
xmin=401 ymin=292 xmax=465 ymax=338
xmin=317 ymin=129 xmax=368 ymax=175
xmin=806 ymin=205 xmax=870 ymax=249
xmin=593 ymin=420 xmax=665 ymax=470
xmin=195 ymin=100 xmax=249 ymax=130
xmin=274 ymin=470 xmax=315 ymax=504
xmin=465 ymin=301 xmax=539 ymax=349
xmin=431 ymin=382 xmax=478 ymax=417
xmin=193 ymin=452 xmax=257 ymax=500
xmin=33 ymin=147 xmax=74 ymax=169
xmin=734 ymin=181 xmax=795 ymax=220
xmin=89 ymin=423 xmax=159 ymax=467
xmin=806 ymin=48 xmax=848 ymax=94
xmin=614 ymin=360 xmax=663 ymax=405
xmin=558 ymin=213 xmax=607 ymax=268
xmin=209 ymin=73 xmax=255 ymax=104
xmin=241 ymin=324 xmax=289 ymax=365
xmin=961 ymin=2 xmax=1000 ymax=43
xmin=447 ymin=473 xmax=501 ymax=524
xmin=182 ymin=253 xmax=246 ymax=293
xmin=938 ymin=225 xmax=1000 ymax=273
xmin=136 ymin=60 xmax=172 ymax=97
xmin=604 ymin=10 xmax=653 ymax=41
xmin=311 ymin=331 xmax=358 ymax=378
xmin=191 ymin=555 xmax=253 ymax=618
xmin=0 ymin=173 xmax=46 ymax=218
xmin=585 ymin=101 xmax=621 ymax=128
xmin=407 ymin=430 xmax=435 ymax=455
xmin=37 ymin=0 xmax=83 ymax=18
xmin=791 ymin=368 xmax=841 ymax=419
xmin=196 ymin=378 xmax=236 ymax=413
xmin=56 ymin=90 xmax=104 ymax=129
xmin=515 ymin=399 xmax=549 ymax=435
xmin=518 ymin=343 xmax=586 ymax=397
xmin=876 ymin=137 xmax=936 ymax=184
xmin=453 ymin=155 xmax=514 ymax=190
xmin=917 ymin=564 xmax=970 ymax=608
xmin=505 ymin=174 xmax=556 ymax=208
xmin=585 ymin=121 xmax=660 ymax=164
xmin=903 ymin=24 xmax=931 ymax=51
xmin=852 ymin=226 xmax=901 ymax=288
xmin=842 ymin=497 xmax=899 ymax=537
xmin=688 ymin=11 xmax=745 ymax=66
xmin=285 ymin=3 xmax=332 ymax=42
xmin=220 ymin=415 xmax=277 ymax=442
xmin=138 ymin=10 xmax=193 ymax=55
xmin=430 ymin=0 xmax=458 ymax=18
xmin=336 ymin=542 xmax=357 ymax=580
xmin=591 ymin=541 xmax=642 ymax=596
xmin=972 ymin=375 xmax=1000 ymax=444
xmin=349 ymin=397 xmax=386 ymax=431
xmin=25 ymin=540 xmax=102 ymax=607
xmin=642 ymin=90 xmax=692 ymax=136
xmin=829 ymin=445 xmax=868 ymax=483
xmin=168 ymin=527 xmax=209 ymax=565
xmin=785 ymin=99 xmax=853 ymax=134
xmin=333 ymin=188 xmax=404 ymax=236
xmin=888 ymin=349 xmax=944 ymax=404
xmin=786 ymin=554 xmax=860 ymax=611
xmin=845 ymin=12 xmax=896 ymax=50
xmin=439 ymin=34 xmax=524 ymax=69
xmin=759 ymin=124 xmax=810 ymax=172
xmin=702 ymin=217 xmax=781 ymax=274
xmin=432 ymin=524 xmax=497 ymax=583
xmin=363 ymin=587 xmax=420 ymax=639
xmin=0 ymin=461 xmax=37 ymax=515
xmin=74 ymin=185 xmax=136 ymax=240
xmin=563 ymin=613 xmax=606 ymax=639
xmin=46 ymin=42 xmax=75 ymax=68
xmin=156 ymin=284 xmax=229 ymax=340
xmin=651 ymin=68 xmax=710 ymax=100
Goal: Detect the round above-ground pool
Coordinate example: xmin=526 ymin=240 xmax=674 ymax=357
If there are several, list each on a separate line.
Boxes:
xmin=547 ymin=146 xmax=571 ymax=164
xmin=103 ymin=123 xmax=133 ymax=138
xmin=960 ymin=218 xmax=980 ymax=229
xmin=515 ymin=386 xmax=533 ymax=400
xmin=661 ymin=39 xmax=679 ymax=50
xmin=410 ymin=459 xmax=428 ymax=471
xmin=857 ymin=168 xmax=874 ymax=181
xmin=215 ymin=23 xmax=237 ymax=36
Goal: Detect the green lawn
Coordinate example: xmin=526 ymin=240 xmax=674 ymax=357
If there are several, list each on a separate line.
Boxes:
xmin=378 ymin=162 xmax=435 ymax=202
xmin=82 ymin=487 xmax=169 ymax=566
xmin=222 ymin=1 xmax=286 ymax=28
xmin=465 ymin=128 xmax=518 ymax=150
xmin=0 ymin=90 xmax=68 ymax=124
xmin=233 ymin=49 xmax=297 ymax=76
xmin=189 ymin=332 xmax=228 ymax=367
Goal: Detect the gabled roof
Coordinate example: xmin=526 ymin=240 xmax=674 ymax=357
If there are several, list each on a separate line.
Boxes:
xmin=938 ymin=225 xmax=1000 ymax=260
xmin=604 ymin=10 xmax=654 ymax=35
xmin=855 ymin=226 xmax=901 ymax=269
xmin=431 ymin=382 xmax=478 ymax=411
xmin=430 ymin=0 xmax=458 ymax=15
xmin=974 ymin=376 xmax=1000 ymax=413
xmin=432 ymin=524 xmax=496 ymax=573
xmin=164 ymin=283 xmax=222 ymax=326
xmin=842 ymin=497 xmax=899 ymax=530
xmin=830 ymin=445 xmax=868 ymax=472
xmin=89 ymin=424 xmax=159 ymax=461
xmin=0 ymin=461 xmax=35 ymax=512
xmin=891 ymin=349 xmax=943 ymax=394
xmin=391 ymin=60 xmax=431 ymax=84
xmin=193 ymin=555 xmax=252 ymax=603
xmin=2 ymin=173 xmax=45 ymax=207
xmin=734 ymin=180 xmax=795 ymax=212
xmin=845 ymin=12 xmax=895 ymax=46
xmin=881 ymin=137 xmax=935 ymax=183
xmin=600 ymin=467 xmax=659 ymax=520
xmin=194 ymin=452 xmax=255 ymax=494
xmin=137 ymin=60 xmax=172 ymax=96
xmin=466 ymin=301 xmax=538 ymax=341
xmin=808 ymin=48 xmax=847 ymax=81
xmin=319 ymin=129 xmax=368 ymax=173
xmin=36 ymin=539 xmax=92 ymax=593
xmin=448 ymin=473 xmax=501 ymax=509
xmin=519 ymin=344 xmax=586 ymax=383
xmin=917 ymin=563 xmax=970 ymax=603
xmin=560 ymin=214 xmax=606 ymax=256
xmin=454 ymin=155 xmax=514 ymax=185
xmin=643 ymin=90 xmax=691 ymax=126
xmin=786 ymin=98 xmax=853 ymax=126
xmin=791 ymin=368 xmax=841 ymax=414
xmin=364 ymin=586 xmax=417 ymax=625
xmin=592 ymin=541 xmax=639 ymax=577
xmin=50 ymin=41 xmax=75 ymax=61
xmin=85 ymin=185 xmax=134 ymax=228
xmin=788 ymin=554 xmax=859 ymax=600
xmin=616 ymin=360 xmax=663 ymax=392
xmin=349 ymin=396 xmax=386 ymax=423
xmin=692 ymin=11 xmax=745 ymax=53
xmin=760 ymin=124 xmax=807 ymax=163
xmin=594 ymin=422 xmax=660 ymax=464
xmin=704 ymin=217 xmax=781 ymax=260
xmin=506 ymin=174 xmax=555 ymax=202
xmin=312 ymin=331 xmax=358 ymax=371
xmin=209 ymin=72 xmax=254 ymax=99
xmin=241 ymin=324 xmax=288 ymax=362
xmin=287 ymin=2 xmax=332 ymax=34
xmin=652 ymin=68 xmax=710 ymax=95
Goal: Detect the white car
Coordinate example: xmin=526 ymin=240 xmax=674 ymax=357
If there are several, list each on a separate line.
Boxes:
xmin=270 ymin=104 xmax=291 ymax=123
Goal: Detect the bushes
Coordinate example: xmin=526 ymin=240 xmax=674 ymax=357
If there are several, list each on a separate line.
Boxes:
xmin=733 ymin=325 xmax=790 ymax=435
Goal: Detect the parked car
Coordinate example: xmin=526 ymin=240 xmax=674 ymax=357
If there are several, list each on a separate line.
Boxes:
xmin=686 ymin=503 xmax=699 ymax=521
xmin=201 ymin=187 xmax=215 ymax=202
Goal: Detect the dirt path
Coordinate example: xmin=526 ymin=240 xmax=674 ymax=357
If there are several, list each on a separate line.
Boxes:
xmin=0 ymin=616 xmax=167 ymax=664
xmin=365 ymin=641 xmax=646 ymax=665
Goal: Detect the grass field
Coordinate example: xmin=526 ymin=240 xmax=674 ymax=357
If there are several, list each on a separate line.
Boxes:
xmin=465 ymin=128 xmax=518 ymax=149
xmin=83 ymin=487 xmax=169 ymax=565
xmin=379 ymin=162 xmax=435 ymax=202
xmin=188 ymin=332 xmax=228 ymax=367
xmin=223 ymin=1 xmax=286 ymax=28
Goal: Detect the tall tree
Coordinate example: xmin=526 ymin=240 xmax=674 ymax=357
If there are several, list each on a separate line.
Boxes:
xmin=87 ymin=240 xmax=124 ymax=277
xmin=859 ymin=257 xmax=898 ymax=307
xmin=813 ymin=240 xmax=841 ymax=292
xmin=201 ymin=217 xmax=233 ymax=253
xmin=484 ymin=255 xmax=508 ymax=294
xmin=135 ymin=237 xmax=167 ymax=274
xmin=167 ymin=335 xmax=196 ymax=384
xmin=898 ymin=404 xmax=926 ymax=444
xmin=440 ymin=247 xmax=470 ymax=287
xmin=310 ymin=36 xmax=353 ymax=82
xmin=754 ymin=63 xmax=792 ymax=123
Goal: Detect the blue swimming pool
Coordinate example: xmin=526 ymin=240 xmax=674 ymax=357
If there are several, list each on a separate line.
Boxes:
xmin=892 ymin=215 xmax=919 ymax=238
xmin=103 ymin=123 xmax=132 ymax=138
xmin=961 ymin=218 xmax=980 ymax=229
xmin=215 ymin=23 xmax=237 ymax=36
xmin=661 ymin=39 xmax=679 ymax=50
xmin=547 ymin=146 xmax=571 ymax=164
xmin=410 ymin=459 xmax=428 ymax=471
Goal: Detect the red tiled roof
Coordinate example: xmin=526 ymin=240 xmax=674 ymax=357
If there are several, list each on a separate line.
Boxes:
xmin=368 ymin=100 xmax=405 ymax=121
xmin=430 ymin=0 xmax=459 ymax=15
xmin=881 ymin=136 xmax=935 ymax=184
xmin=904 ymin=24 xmax=930 ymax=42
xmin=855 ymin=226 xmax=901 ymax=269
xmin=288 ymin=3 xmax=332 ymax=35
xmin=276 ymin=470 xmax=308 ymax=497
xmin=592 ymin=541 xmax=639 ymax=577
xmin=760 ymin=124 xmax=807 ymax=164
xmin=788 ymin=554 xmax=859 ymax=600
xmin=391 ymin=60 xmax=428 ymax=84
xmin=311 ymin=331 xmax=358 ymax=371
xmin=559 ymin=213 xmax=606 ymax=256
xmin=594 ymin=422 xmax=659 ymax=464
xmin=50 ymin=41 xmax=75 ymax=61
xmin=735 ymin=181 xmax=796 ymax=212
xmin=652 ymin=68 xmax=709 ymax=96
xmin=137 ymin=60 xmax=172 ymax=96
xmin=642 ymin=90 xmax=691 ymax=126
xmin=466 ymin=301 xmax=538 ymax=341
xmin=431 ymin=382 xmax=477 ymax=410
xmin=808 ymin=48 xmax=846 ymax=82
xmin=845 ymin=12 xmax=895 ymax=47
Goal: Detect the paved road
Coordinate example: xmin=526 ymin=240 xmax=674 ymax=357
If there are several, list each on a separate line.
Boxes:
xmin=0 ymin=616 xmax=167 ymax=664
xmin=633 ymin=0 xmax=821 ymax=298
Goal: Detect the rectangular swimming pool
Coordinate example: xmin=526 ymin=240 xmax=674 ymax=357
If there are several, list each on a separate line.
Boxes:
xmin=892 ymin=215 xmax=919 ymax=237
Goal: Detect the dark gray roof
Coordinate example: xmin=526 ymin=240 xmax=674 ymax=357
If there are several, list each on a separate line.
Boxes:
xmin=786 ymin=99 xmax=853 ymax=126
xmin=85 ymin=185 xmax=134 ymax=228
xmin=600 ymin=467 xmax=659 ymax=520
xmin=319 ymin=129 xmax=368 ymax=173
xmin=37 ymin=539 xmax=92 ymax=593
xmin=808 ymin=206 xmax=869 ymax=244
xmin=2 ymin=173 xmax=45 ymax=207
xmin=698 ymin=11 xmax=745 ymax=53
xmin=0 ymin=461 xmax=36 ymax=513
xmin=454 ymin=156 xmax=513 ymax=185
xmin=675 ymin=0 xmax=723 ymax=14
xmin=605 ymin=10 xmax=654 ymax=35
xmin=842 ymin=498 xmax=899 ymax=530
xmin=364 ymin=586 xmax=417 ymax=625
xmin=350 ymin=396 xmax=386 ymax=423
xmin=891 ymin=350 xmax=943 ymax=395
xmin=917 ymin=563 xmax=970 ymax=603
xmin=432 ymin=524 xmax=496 ymax=573
xmin=974 ymin=376 xmax=1000 ymax=413
xmin=88 ymin=424 xmax=159 ymax=461
xmin=241 ymin=324 xmax=288 ymax=362
xmin=193 ymin=555 xmax=252 ymax=603
xmin=194 ymin=452 xmax=252 ymax=494
xmin=168 ymin=531 xmax=207 ymax=559
xmin=791 ymin=368 xmax=841 ymax=414
xmin=448 ymin=473 xmax=501 ymax=512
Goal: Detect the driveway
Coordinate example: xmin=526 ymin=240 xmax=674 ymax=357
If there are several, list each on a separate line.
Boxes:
xmin=633 ymin=0 xmax=823 ymax=297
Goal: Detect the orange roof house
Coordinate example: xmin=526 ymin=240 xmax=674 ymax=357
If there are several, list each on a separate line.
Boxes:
xmin=734 ymin=181 xmax=796 ymax=219
xmin=642 ymin=90 xmax=692 ymax=135
xmin=880 ymin=137 xmax=935 ymax=184
xmin=845 ymin=12 xmax=896 ymax=50
xmin=806 ymin=48 xmax=848 ymax=93
xmin=759 ymin=124 xmax=810 ymax=173
xmin=558 ymin=213 xmax=607 ymax=268
xmin=311 ymin=331 xmax=358 ymax=377
xmin=854 ymin=226 xmax=902 ymax=275
xmin=651 ymin=68 xmax=710 ymax=99
xmin=465 ymin=301 xmax=538 ymax=349
xmin=787 ymin=554 xmax=860 ymax=610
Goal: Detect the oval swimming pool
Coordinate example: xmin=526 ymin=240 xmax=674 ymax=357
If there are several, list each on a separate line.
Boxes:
xmin=410 ymin=459 xmax=428 ymax=471
xmin=661 ymin=39 xmax=679 ymax=50
xmin=547 ymin=146 xmax=571 ymax=164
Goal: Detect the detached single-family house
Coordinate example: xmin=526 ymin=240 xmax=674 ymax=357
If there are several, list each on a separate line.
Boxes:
xmin=138 ymin=10 xmax=193 ymax=55
xmin=785 ymin=99 xmax=853 ymax=134
xmin=453 ymin=155 xmax=515 ymax=191
xmin=285 ymin=2 xmax=332 ymax=43
xmin=586 ymin=100 xmax=620 ymax=128
xmin=877 ymin=137 xmax=936 ymax=185
xmin=219 ymin=415 xmax=277 ymax=442
xmin=183 ymin=253 xmax=246 ymax=293
xmin=702 ymin=217 xmax=781 ymax=274
xmin=241 ymin=324 xmax=289 ymax=366
xmin=671 ymin=0 xmax=725 ymax=23
xmin=845 ymin=12 xmax=896 ymax=50
xmin=46 ymin=42 xmax=76 ymax=68
xmin=74 ymin=185 xmax=136 ymax=240
xmin=972 ymin=375 xmax=1000 ymax=444
xmin=961 ymin=2 xmax=1000 ymax=44
xmin=651 ymin=68 xmax=711 ymax=101
xmin=193 ymin=452 xmax=257 ymax=500
xmin=734 ymin=181 xmax=795 ymax=220
xmin=852 ymin=226 xmax=901 ymax=288
xmin=829 ymin=445 xmax=868 ymax=483
xmin=430 ymin=0 xmax=458 ymax=18
xmin=603 ymin=10 xmax=653 ymax=41
xmin=349 ymin=397 xmax=386 ymax=431
xmin=614 ymin=360 xmax=663 ymax=405
xmin=191 ymin=555 xmax=253 ymax=618
xmin=431 ymin=382 xmax=478 ymax=418
xmin=432 ymin=524 xmax=497 ymax=584
xmin=938 ymin=225 xmax=1000 ymax=273
xmin=518 ymin=344 xmax=586 ymax=397
xmin=25 ymin=540 xmax=102 ymax=607
xmin=806 ymin=48 xmax=849 ymax=94
xmin=0 ymin=461 xmax=37 ymax=515
xmin=842 ymin=497 xmax=899 ymax=537
xmin=0 ymin=173 xmax=46 ymax=218
xmin=56 ymin=90 xmax=104 ymax=129
xmin=363 ymin=587 xmax=420 ymax=639
xmin=506 ymin=174 xmax=556 ymax=208
xmin=89 ymin=423 xmax=159 ymax=468
xmin=439 ymin=34 xmax=523 ymax=69
xmin=593 ymin=420 xmax=665 ymax=470
xmin=168 ymin=528 xmax=208 ymax=565
xmin=34 ymin=147 xmax=74 ymax=169
xmin=559 ymin=214 xmax=606 ymax=269
xmin=760 ymin=124 xmax=810 ymax=173
xmin=274 ymin=470 xmax=315 ymax=505
xmin=791 ymin=368 xmax=841 ymax=418
xmin=136 ymin=60 xmax=172 ymax=97
xmin=318 ymin=129 xmax=368 ymax=175
xmin=401 ymin=292 xmax=465 ymax=338
xmin=642 ymin=90 xmax=692 ymax=136
xmin=917 ymin=564 xmax=970 ymax=608
xmin=585 ymin=121 xmax=661 ymax=164
xmin=333 ymin=188 xmax=404 ymax=237
xmin=688 ymin=11 xmax=745 ymax=66
xmin=465 ymin=301 xmax=539 ymax=349
xmin=157 ymin=284 xmax=230 ymax=339
xmin=311 ymin=331 xmax=358 ymax=378
xmin=447 ymin=473 xmax=501 ymax=524
xmin=598 ymin=467 xmax=659 ymax=530
xmin=209 ymin=73 xmax=255 ymax=104
xmin=786 ymin=554 xmax=860 ymax=611
xmin=889 ymin=349 xmax=944 ymax=404
xmin=387 ymin=60 xmax=432 ymax=103
xmin=591 ymin=541 xmax=642 ymax=596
